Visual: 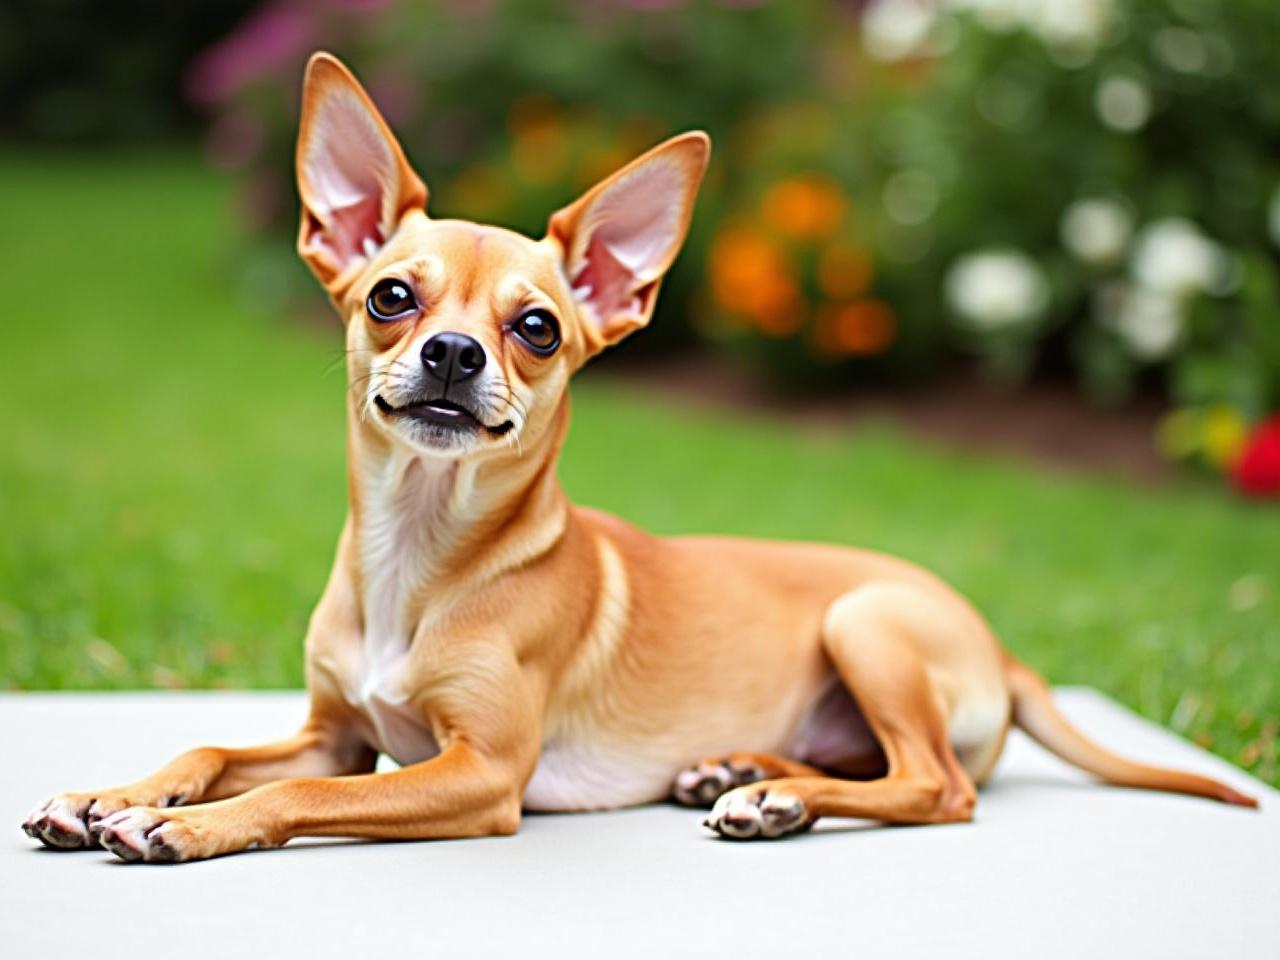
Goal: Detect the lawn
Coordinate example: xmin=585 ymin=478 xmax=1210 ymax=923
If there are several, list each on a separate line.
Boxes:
xmin=1 ymin=152 xmax=1276 ymax=787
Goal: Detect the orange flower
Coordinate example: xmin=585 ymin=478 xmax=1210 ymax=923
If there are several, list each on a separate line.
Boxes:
xmin=814 ymin=300 xmax=897 ymax=357
xmin=506 ymin=93 xmax=561 ymax=138
xmin=761 ymin=175 xmax=847 ymax=241
xmin=512 ymin=128 xmax=568 ymax=185
xmin=817 ymin=242 xmax=874 ymax=299
xmin=709 ymin=224 xmax=803 ymax=336
xmin=507 ymin=94 xmax=568 ymax=185
xmin=447 ymin=164 xmax=512 ymax=219
xmin=753 ymin=298 xmax=805 ymax=337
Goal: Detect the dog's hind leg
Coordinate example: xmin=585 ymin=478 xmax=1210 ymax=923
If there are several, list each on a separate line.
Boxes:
xmin=705 ymin=583 xmax=989 ymax=839
xmin=672 ymin=753 xmax=823 ymax=807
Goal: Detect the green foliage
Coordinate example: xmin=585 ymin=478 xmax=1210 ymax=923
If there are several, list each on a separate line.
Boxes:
xmin=0 ymin=152 xmax=1276 ymax=784
xmin=195 ymin=0 xmax=1280 ymax=475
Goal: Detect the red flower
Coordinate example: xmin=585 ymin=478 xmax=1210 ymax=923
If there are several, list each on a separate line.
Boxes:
xmin=1233 ymin=415 xmax=1280 ymax=498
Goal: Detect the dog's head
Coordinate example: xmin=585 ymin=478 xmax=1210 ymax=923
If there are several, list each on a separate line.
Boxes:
xmin=294 ymin=53 xmax=709 ymax=459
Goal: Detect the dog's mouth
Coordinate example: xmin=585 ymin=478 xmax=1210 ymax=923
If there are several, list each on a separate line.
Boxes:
xmin=374 ymin=394 xmax=514 ymax=436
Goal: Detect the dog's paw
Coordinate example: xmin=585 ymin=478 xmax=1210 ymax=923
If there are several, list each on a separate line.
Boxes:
xmin=96 ymin=808 xmax=189 ymax=863
xmin=673 ymin=756 xmax=767 ymax=807
xmin=22 ymin=788 xmax=187 ymax=850
xmin=703 ymin=784 xmax=813 ymax=840
xmin=22 ymin=794 xmax=96 ymax=849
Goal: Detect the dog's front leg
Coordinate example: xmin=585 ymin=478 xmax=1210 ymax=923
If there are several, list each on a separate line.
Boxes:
xmin=23 ymin=552 xmax=376 ymax=851
xmin=94 ymin=647 xmax=541 ymax=863
xmin=95 ymin=737 xmax=530 ymax=863
xmin=21 ymin=698 xmax=373 ymax=851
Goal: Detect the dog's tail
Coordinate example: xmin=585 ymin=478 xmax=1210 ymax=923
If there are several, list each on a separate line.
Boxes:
xmin=1003 ymin=654 xmax=1258 ymax=808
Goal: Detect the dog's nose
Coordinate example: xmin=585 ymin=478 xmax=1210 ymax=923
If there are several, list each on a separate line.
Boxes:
xmin=421 ymin=332 xmax=487 ymax=383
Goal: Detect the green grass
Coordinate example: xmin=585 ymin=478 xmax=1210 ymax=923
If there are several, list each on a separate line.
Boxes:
xmin=1 ymin=151 xmax=1276 ymax=786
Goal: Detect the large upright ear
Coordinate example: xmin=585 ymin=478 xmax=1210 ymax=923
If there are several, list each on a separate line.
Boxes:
xmin=295 ymin=52 xmax=427 ymax=291
xmin=547 ymin=132 xmax=710 ymax=350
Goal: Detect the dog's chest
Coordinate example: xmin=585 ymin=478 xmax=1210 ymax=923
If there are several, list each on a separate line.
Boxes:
xmin=344 ymin=583 xmax=442 ymax=767
xmin=346 ymin=647 xmax=440 ymax=767
xmin=341 ymin=459 xmax=450 ymax=766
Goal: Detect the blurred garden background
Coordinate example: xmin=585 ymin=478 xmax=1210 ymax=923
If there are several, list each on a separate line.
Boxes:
xmin=0 ymin=0 xmax=1276 ymax=785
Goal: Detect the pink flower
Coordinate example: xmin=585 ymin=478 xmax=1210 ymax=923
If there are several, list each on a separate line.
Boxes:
xmin=185 ymin=3 xmax=315 ymax=107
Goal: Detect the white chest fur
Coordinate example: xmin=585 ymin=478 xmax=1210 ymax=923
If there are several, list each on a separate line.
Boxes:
xmin=343 ymin=454 xmax=667 ymax=800
xmin=343 ymin=453 xmax=458 ymax=766
xmin=349 ymin=651 xmax=440 ymax=767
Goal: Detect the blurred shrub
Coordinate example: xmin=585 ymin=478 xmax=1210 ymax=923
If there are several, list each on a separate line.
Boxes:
xmin=188 ymin=0 xmax=838 ymax=350
xmin=194 ymin=0 xmax=1280 ymax=483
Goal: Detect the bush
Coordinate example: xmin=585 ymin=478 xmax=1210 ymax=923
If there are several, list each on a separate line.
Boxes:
xmin=193 ymin=0 xmax=1280 ymax=484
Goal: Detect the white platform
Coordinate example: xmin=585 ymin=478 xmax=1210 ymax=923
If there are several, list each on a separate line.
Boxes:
xmin=1 ymin=689 xmax=1275 ymax=959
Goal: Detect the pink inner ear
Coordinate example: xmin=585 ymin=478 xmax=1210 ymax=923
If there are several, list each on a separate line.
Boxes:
xmin=301 ymin=86 xmax=401 ymax=271
xmin=571 ymin=232 xmax=642 ymax=321
xmin=567 ymin=157 xmax=688 ymax=329
xmin=304 ymin=196 xmax=383 ymax=268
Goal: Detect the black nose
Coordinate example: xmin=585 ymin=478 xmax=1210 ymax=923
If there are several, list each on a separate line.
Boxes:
xmin=421 ymin=332 xmax=486 ymax=383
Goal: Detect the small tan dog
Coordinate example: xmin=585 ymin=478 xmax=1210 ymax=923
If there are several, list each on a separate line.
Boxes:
xmin=23 ymin=54 xmax=1256 ymax=863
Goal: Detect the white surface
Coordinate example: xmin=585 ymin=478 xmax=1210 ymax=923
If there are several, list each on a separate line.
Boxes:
xmin=0 ymin=688 xmax=1275 ymax=959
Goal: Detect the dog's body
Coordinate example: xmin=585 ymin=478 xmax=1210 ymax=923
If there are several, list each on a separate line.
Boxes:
xmin=334 ymin=504 xmax=1009 ymax=812
xmin=23 ymin=54 xmax=1255 ymax=862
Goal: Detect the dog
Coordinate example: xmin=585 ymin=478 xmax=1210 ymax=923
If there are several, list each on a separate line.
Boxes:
xmin=22 ymin=53 xmax=1256 ymax=863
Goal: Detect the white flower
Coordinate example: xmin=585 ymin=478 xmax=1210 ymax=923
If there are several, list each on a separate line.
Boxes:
xmin=946 ymin=0 xmax=1111 ymax=53
xmin=1152 ymin=27 xmax=1209 ymax=74
xmin=946 ymin=0 xmax=1026 ymax=33
xmin=1268 ymin=186 xmax=1280 ymax=251
xmin=1060 ymin=198 xmax=1133 ymax=265
xmin=861 ymin=0 xmax=938 ymax=62
xmin=1108 ymin=285 xmax=1183 ymax=360
xmin=1095 ymin=74 xmax=1151 ymax=132
xmin=1028 ymin=0 xmax=1108 ymax=46
xmin=945 ymin=249 xmax=1049 ymax=330
xmin=1025 ymin=0 xmax=1110 ymax=64
xmin=1131 ymin=218 xmax=1227 ymax=298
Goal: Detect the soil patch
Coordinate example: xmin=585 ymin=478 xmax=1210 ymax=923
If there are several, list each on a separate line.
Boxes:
xmin=593 ymin=356 xmax=1169 ymax=484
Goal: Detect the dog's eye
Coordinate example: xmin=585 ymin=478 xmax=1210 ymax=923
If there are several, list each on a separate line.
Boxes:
xmin=367 ymin=279 xmax=417 ymax=322
xmin=511 ymin=309 xmax=560 ymax=355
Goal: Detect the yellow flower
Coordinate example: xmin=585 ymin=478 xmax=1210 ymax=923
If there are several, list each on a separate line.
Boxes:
xmin=761 ymin=175 xmax=847 ymax=241
xmin=1155 ymin=408 xmax=1201 ymax=460
xmin=1202 ymin=404 xmax=1248 ymax=469
xmin=1158 ymin=405 xmax=1249 ymax=469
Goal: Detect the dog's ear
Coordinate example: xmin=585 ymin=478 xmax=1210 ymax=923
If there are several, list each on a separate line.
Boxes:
xmin=547 ymin=132 xmax=710 ymax=351
xmin=295 ymin=52 xmax=427 ymax=291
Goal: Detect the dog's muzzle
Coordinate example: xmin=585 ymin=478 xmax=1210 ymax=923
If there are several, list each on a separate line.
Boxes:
xmin=373 ymin=393 xmax=512 ymax=435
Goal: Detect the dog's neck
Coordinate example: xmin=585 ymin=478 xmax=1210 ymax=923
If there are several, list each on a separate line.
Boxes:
xmin=345 ymin=399 xmax=570 ymax=642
